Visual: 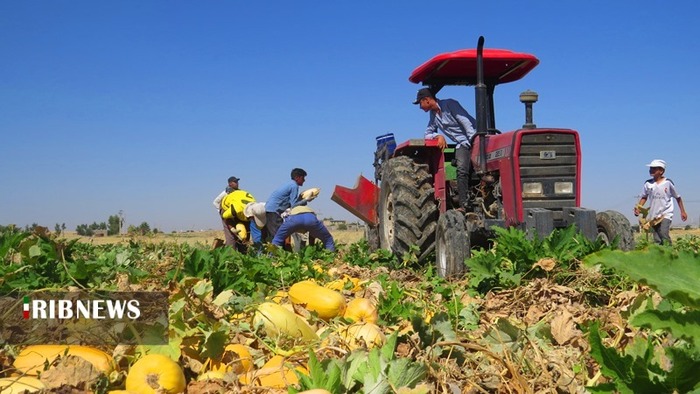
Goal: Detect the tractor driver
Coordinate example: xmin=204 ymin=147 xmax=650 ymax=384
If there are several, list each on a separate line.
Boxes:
xmin=414 ymin=87 xmax=477 ymax=212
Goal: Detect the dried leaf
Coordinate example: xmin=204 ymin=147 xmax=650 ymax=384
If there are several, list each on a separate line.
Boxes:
xmin=534 ymin=258 xmax=557 ymax=271
xmin=550 ymin=309 xmax=580 ymax=345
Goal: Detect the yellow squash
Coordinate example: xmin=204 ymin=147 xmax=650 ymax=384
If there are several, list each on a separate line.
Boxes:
xmin=13 ymin=344 xmax=115 ymax=376
xmin=289 ymin=280 xmax=346 ymax=320
xmin=208 ymin=343 xmax=253 ymax=374
xmin=236 ymin=223 xmax=248 ymax=239
xmin=0 ymin=376 xmax=45 ymax=394
xmin=343 ymin=298 xmax=379 ymax=324
xmin=239 ymin=355 xmax=308 ymax=388
xmin=339 ymin=323 xmax=386 ymax=350
xmin=253 ymin=302 xmax=318 ymax=341
xmin=300 ymin=187 xmax=321 ymax=200
xmin=125 ymin=354 xmax=186 ymax=394
xmin=324 ymin=275 xmax=363 ymax=292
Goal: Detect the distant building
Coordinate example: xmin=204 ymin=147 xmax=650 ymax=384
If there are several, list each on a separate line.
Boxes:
xmin=322 ymin=219 xmax=345 ymax=226
xmin=93 ymin=230 xmax=108 ymax=237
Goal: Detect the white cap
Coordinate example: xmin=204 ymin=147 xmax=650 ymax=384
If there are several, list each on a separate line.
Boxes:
xmin=645 ymin=159 xmax=666 ymax=169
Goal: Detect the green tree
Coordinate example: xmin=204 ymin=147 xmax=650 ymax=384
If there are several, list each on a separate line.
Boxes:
xmin=138 ymin=222 xmax=151 ymax=235
xmin=76 ymin=224 xmax=93 ymax=236
xmin=127 ymin=222 xmax=152 ymax=235
xmin=54 ymin=223 xmax=62 ymax=235
xmin=108 ymin=215 xmax=121 ymax=236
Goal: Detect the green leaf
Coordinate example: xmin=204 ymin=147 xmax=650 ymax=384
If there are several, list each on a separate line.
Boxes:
xmin=380 ymin=331 xmax=398 ymax=361
xmin=367 ymin=347 xmax=385 ymax=381
xmin=632 ymin=309 xmax=700 ymax=349
xmin=28 ymin=244 xmax=42 ymax=258
xmin=116 ymin=250 xmax=131 ymax=265
xmin=307 ymin=351 xmax=325 ymax=387
xmin=587 ymin=323 xmax=635 ymax=392
xmin=584 ymin=246 xmax=700 ymax=309
xmin=457 ymin=303 xmax=480 ymax=331
xmin=387 ymin=358 xmax=427 ymax=388
xmin=193 ymin=280 xmax=214 ymax=297
xmin=587 ymin=322 xmax=668 ymax=393
xmin=200 ymin=329 xmax=228 ymax=359
xmin=346 ymin=350 xmax=369 ymax=389
xmin=483 ymin=318 xmax=522 ymax=353
xmin=664 ymin=347 xmax=700 ymax=392
xmin=363 ymin=373 xmax=390 ymax=394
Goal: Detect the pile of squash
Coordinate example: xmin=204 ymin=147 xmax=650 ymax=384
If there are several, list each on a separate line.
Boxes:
xmin=257 ymin=279 xmax=384 ymax=346
xmin=2 ymin=276 xmax=383 ymax=392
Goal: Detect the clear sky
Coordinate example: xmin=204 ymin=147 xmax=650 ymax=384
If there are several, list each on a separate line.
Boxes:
xmin=2 ymin=1 xmax=699 ymax=232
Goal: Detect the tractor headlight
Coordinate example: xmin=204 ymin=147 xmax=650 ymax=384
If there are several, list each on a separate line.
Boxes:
xmin=554 ymin=182 xmax=573 ymax=194
xmin=522 ymin=182 xmax=543 ymax=195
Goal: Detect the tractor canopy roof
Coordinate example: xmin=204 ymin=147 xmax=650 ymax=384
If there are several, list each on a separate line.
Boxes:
xmin=409 ymin=48 xmax=539 ymax=86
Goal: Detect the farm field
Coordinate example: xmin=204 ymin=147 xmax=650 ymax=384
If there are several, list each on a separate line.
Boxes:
xmin=60 ymin=228 xmax=365 ymax=247
xmin=1 ymin=224 xmax=699 ymax=393
xmin=61 ymin=226 xmax=700 ymax=247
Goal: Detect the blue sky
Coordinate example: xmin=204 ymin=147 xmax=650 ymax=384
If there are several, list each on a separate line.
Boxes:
xmin=1 ymin=1 xmax=698 ymax=232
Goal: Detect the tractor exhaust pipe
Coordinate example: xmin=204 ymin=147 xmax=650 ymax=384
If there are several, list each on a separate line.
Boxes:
xmin=475 ymin=36 xmax=488 ymax=173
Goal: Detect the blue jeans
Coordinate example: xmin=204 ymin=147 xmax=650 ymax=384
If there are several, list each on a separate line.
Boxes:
xmin=250 ymin=222 xmax=261 ymax=243
xmin=271 ymin=213 xmax=335 ymax=251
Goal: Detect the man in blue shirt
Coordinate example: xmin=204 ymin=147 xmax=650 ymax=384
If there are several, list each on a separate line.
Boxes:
xmin=414 ymin=87 xmax=476 ymax=211
xmin=265 ymin=168 xmax=309 ymax=241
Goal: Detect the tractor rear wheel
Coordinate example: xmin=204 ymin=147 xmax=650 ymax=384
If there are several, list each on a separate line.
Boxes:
xmin=435 ymin=210 xmax=470 ymax=277
xmin=378 ymin=156 xmax=438 ymax=260
xmin=596 ymin=210 xmax=635 ymax=251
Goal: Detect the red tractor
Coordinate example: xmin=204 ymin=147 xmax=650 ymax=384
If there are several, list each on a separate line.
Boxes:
xmin=332 ymin=37 xmax=634 ymax=277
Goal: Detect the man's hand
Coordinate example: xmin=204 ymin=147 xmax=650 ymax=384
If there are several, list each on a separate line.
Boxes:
xmin=436 ymin=135 xmax=447 ymax=150
xmin=681 ymin=210 xmax=688 ymax=221
xmin=633 ymin=204 xmax=648 ymax=217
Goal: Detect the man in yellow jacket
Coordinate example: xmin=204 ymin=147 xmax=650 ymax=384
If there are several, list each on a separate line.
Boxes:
xmin=219 ymin=189 xmax=256 ymax=251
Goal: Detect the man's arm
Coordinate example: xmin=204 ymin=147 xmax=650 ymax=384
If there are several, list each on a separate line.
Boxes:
xmin=676 ymin=196 xmax=688 ymax=221
xmin=213 ymin=190 xmax=226 ymax=210
xmin=290 ymin=186 xmax=308 ymax=208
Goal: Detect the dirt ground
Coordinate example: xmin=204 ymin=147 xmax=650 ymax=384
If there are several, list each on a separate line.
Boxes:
xmin=60 ymin=228 xmax=365 ymax=247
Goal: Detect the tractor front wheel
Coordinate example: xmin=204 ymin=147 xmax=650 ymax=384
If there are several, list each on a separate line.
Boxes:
xmin=435 ymin=210 xmax=470 ymax=277
xmin=596 ymin=210 xmax=635 ymax=251
xmin=378 ymin=156 xmax=438 ymax=260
